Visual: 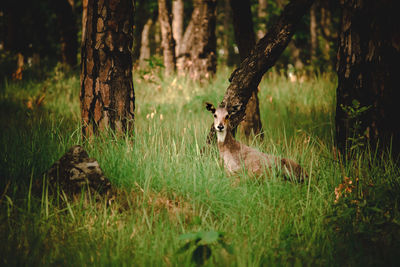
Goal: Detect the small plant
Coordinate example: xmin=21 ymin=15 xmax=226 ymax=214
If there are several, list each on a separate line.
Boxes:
xmin=178 ymin=230 xmax=232 ymax=265
xmin=340 ymin=99 xmax=371 ymax=152
xmin=328 ymin=173 xmax=400 ymax=265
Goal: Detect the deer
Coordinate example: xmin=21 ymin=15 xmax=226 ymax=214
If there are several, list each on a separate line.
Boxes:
xmin=205 ymin=102 xmax=307 ymax=182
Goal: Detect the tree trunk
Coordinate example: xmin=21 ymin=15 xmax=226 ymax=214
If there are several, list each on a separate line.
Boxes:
xmin=172 ymin=0 xmax=184 ymax=56
xmin=53 ymin=0 xmax=78 ymax=67
xmin=132 ymin=0 xmax=150 ymax=63
xmin=181 ymin=0 xmax=217 ymax=81
xmin=207 ymin=0 xmax=315 ymax=144
xmin=139 ymin=18 xmax=153 ymax=66
xmin=309 ymin=3 xmax=317 ymax=64
xmin=176 ymin=17 xmax=194 ymax=75
xmin=335 ymin=0 xmax=400 ymax=157
xmin=230 ymin=0 xmax=263 ymax=139
xmin=158 ymin=0 xmax=176 ymax=75
xmin=80 ymin=0 xmax=135 ymax=138
xmin=82 ymin=0 xmax=88 ymax=42
xmin=289 ymin=41 xmax=304 ymax=70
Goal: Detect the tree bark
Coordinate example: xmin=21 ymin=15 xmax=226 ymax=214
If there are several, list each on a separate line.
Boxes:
xmin=82 ymin=0 xmax=88 ymax=42
xmin=335 ymin=0 xmax=400 ymax=157
xmin=180 ymin=0 xmax=217 ymax=81
xmin=80 ymin=0 xmax=135 ymax=138
xmin=207 ymin=0 xmax=315 ymax=144
xmin=172 ymin=0 xmax=184 ymax=56
xmin=158 ymin=0 xmax=176 ymax=75
xmin=230 ymin=0 xmax=263 ymax=139
xmin=54 ymin=0 xmax=78 ymax=67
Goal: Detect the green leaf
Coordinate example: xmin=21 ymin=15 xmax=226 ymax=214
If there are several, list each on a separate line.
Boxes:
xmin=179 ymin=232 xmax=200 ymax=241
xmin=352 ymin=99 xmax=360 ymax=108
xmin=201 ymin=231 xmax=221 ymax=244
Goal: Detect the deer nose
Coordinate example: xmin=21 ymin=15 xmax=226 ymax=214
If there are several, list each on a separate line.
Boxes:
xmin=217 ymin=124 xmax=224 ymax=131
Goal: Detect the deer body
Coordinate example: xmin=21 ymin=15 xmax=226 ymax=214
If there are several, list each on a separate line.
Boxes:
xmin=206 ymin=102 xmax=306 ymax=181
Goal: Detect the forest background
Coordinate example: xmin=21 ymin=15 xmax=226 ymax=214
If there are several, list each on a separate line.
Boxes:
xmin=0 ymin=0 xmax=399 ymax=266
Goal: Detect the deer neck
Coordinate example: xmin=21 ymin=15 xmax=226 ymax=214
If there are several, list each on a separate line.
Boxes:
xmin=217 ymin=129 xmax=239 ymax=152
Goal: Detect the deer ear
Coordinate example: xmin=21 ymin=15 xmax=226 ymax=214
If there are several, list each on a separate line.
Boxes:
xmin=229 ymin=103 xmax=242 ymax=115
xmin=205 ymin=102 xmax=216 ymax=113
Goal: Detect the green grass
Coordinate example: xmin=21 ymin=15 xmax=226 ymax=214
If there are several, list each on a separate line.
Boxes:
xmin=1 ymin=66 xmax=399 ymax=266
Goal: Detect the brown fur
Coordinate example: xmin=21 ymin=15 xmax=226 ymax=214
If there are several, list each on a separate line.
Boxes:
xmin=206 ymin=102 xmax=307 ymax=182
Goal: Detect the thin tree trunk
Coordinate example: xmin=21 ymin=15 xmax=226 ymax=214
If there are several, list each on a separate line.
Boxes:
xmin=172 ymin=0 xmax=184 ymax=56
xmin=207 ymin=0 xmax=315 ymax=144
xmin=309 ymin=3 xmax=317 ymax=64
xmin=320 ymin=0 xmax=337 ymax=69
xmin=177 ymin=18 xmax=194 ymax=75
xmin=289 ymin=41 xmax=304 ymax=70
xmin=139 ymin=18 xmax=153 ymax=66
xmin=132 ymin=0 xmax=149 ymax=63
xmin=158 ymin=0 xmax=176 ymax=75
xmin=184 ymin=0 xmax=217 ymax=81
xmin=54 ymin=0 xmax=78 ymax=67
xmin=335 ymin=0 xmax=400 ymax=157
xmin=80 ymin=0 xmax=135 ymax=138
xmin=82 ymin=0 xmax=88 ymax=42
xmin=230 ymin=0 xmax=263 ymax=139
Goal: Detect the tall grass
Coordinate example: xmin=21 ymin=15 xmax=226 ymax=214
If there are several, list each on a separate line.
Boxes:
xmin=0 ymin=65 xmax=399 ymax=266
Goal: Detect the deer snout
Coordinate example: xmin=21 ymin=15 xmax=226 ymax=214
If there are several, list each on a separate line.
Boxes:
xmin=217 ymin=124 xmax=224 ymax=131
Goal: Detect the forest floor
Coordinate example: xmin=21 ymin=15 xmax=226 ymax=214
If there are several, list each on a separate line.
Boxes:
xmin=1 ymin=64 xmax=399 ymax=266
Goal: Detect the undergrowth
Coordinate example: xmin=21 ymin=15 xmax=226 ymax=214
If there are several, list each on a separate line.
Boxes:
xmin=0 ymin=65 xmax=399 ymax=266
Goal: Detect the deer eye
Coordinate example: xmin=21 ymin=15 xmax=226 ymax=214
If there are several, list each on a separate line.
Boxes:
xmin=213 ymin=114 xmax=217 ymax=118
xmin=225 ymin=115 xmax=230 ymax=119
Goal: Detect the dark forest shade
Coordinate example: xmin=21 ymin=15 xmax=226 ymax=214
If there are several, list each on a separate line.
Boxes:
xmin=80 ymin=0 xmax=135 ymax=138
xmin=207 ymin=0 xmax=315 ymax=143
xmin=53 ymin=0 xmax=78 ymax=67
xmin=335 ymin=0 xmax=400 ymax=157
xmin=230 ymin=0 xmax=263 ymax=139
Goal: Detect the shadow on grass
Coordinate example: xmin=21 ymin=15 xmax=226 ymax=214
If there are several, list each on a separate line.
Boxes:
xmin=0 ymin=94 xmax=79 ymax=191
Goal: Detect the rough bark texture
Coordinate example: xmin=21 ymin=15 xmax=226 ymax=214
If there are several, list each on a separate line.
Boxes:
xmin=207 ymin=0 xmax=315 ymax=143
xmin=172 ymin=0 xmax=184 ymax=56
xmin=54 ymin=0 xmax=78 ymax=67
xmin=335 ymin=0 xmax=400 ymax=157
xmin=230 ymin=0 xmax=263 ymax=139
xmin=180 ymin=0 xmax=217 ymax=81
xmin=158 ymin=0 xmax=176 ymax=75
xmin=81 ymin=0 xmax=135 ymax=138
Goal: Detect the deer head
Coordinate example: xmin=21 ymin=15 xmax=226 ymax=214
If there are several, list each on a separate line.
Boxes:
xmin=205 ymin=102 xmax=241 ymax=142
